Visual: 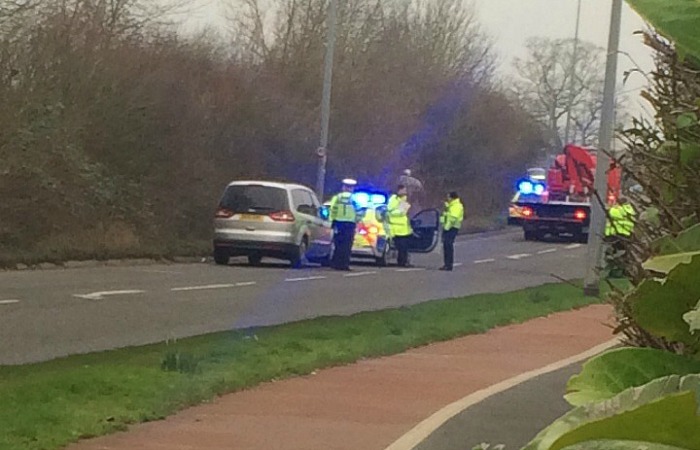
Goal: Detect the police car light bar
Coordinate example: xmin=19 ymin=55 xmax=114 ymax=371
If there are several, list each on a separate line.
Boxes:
xmin=352 ymin=192 xmax=388 ymax=208
xmin=517 ymin=179 xmax=546 ymax=196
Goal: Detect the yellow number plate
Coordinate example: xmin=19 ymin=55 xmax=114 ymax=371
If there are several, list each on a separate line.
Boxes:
xmin=239 ymin=214 xmax=264 ymax=222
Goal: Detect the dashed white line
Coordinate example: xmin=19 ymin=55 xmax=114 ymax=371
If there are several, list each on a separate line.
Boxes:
xmin=474 ymin=259 xmax=495 ymax=264
xmin=507 ymin=253 xmax=532 ymax=260
xmin=566 ymin=244 xmax=583 ymax=250
xmin=235 ymin=281 xmax=258 ymax=287
xmin=537 ymin=248 xmax=558 ymax=255
xmin=396 ymin=268 xmax=425 ymax=273
xmin=0 ymin=300 xmax=20 ymax=305
xmin=73 ymin=290 xmax=146 ymax=300
xmin=285 ymin=276 xmax=327 ymax=282
xmin=344 ymin=271 xmax=378 ymax=278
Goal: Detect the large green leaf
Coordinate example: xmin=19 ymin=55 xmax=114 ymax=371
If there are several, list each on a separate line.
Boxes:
xmin=566 ymin=347 xmax=700 ymax=406
xmin=626 ymin=0 xmax=700 ymax=60
xmin=562 ymin=440 xmax=690 ymax=450
xmin=651 ymin=224 xmax=700 ymax=256
xmin=643 ymin=251 xmax=700 ymax=274
xmin=631 ymin=256 xmax=700 ymax=347
xmin=523 ymin=374 xmax=700 ymax=450
xmin=680 ymin=142 xmax=700 ymax=166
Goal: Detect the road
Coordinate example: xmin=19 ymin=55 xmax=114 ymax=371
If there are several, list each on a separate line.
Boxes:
xmin=0 ymin=229 xmax=588 ymax=365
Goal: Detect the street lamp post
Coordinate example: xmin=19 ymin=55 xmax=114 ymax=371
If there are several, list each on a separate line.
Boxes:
xmin=583 ymin=0 xmax=623 ymax=297
xmin=563 ymin=0 xmax=582 ymax=146
xmin=316 ymin=0 xmax=338 ymax=201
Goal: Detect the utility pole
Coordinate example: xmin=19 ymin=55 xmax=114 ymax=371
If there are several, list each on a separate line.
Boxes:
xmin=563 ymin=0 xmax=582 ymax=146
xmin=316 ymin=0 xmax=337 ymax=201
xmin=583 ymin=0 xmax=622 ymax=297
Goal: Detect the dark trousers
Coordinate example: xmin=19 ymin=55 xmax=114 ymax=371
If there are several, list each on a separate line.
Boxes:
xmin=332 ymin=221 xmax=355 ymax=270
xmin=442 ymin=229 xmax=458 ymax=269
xmin=394 ymin=235 xmax=411 ymax=266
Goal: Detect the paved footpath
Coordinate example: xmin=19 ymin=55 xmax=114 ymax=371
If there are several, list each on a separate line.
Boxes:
xmin=69 ymin=304 xmax=614 ymax=450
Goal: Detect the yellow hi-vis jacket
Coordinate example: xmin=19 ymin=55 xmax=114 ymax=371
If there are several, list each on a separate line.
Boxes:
xmin=441 ymin=198 xmax=464 ymax=231
xmin=605 ymin=203 xmax=635 ymax=237
xmin=329 ymin=192 xmax=359 ymax=223
xmin=387 ymin=194 xmax=412 ymax=237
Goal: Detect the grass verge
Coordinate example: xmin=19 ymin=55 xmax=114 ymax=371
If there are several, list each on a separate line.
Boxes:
xmin=0 ymin=281 xmax=610 ymax=450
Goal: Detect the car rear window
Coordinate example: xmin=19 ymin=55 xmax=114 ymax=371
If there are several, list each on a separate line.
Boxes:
xmin=220 ymin=185 xmax=289 ymax=213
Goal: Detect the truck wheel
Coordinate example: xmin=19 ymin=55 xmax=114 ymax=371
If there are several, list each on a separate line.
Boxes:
xmin=524 ymin=230 xmax=538 ymax=241
xmin=247 ymin=254 xmax=262 ymax=266
xmin=214 ymin=249 xmax=230 ymax=265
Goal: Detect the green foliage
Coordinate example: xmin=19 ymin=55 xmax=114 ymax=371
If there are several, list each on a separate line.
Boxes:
xmin=523 ymin=374 xmax=700 ymax=450
xmin=630 ymin=256 xmax=700 ymax=351
xmin=565 ymin=347 xmax=700 ymax=406
xmin=626 ymin=0 xmax=700 ymax=60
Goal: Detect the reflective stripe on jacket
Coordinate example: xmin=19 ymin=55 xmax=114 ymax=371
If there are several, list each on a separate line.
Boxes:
xmin=441 ymin=198 xmax=464 ymax=231
xmin=387 ymin=194 xmax=412 ymax=237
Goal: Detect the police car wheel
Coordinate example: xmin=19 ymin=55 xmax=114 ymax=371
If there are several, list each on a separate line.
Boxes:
xmin=375 ymin=247 xmax=388 ymax=267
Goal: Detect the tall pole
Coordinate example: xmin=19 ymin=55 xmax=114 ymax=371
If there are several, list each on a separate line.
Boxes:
xmin=316 ymin=0 xmax=337 ymax=201
xmin=583 ymin=0 xmax=622 ymax=297
xmin=563 ymin=0 xmax=582 ymax=146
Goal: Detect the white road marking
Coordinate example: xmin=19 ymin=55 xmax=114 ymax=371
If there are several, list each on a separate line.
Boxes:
xmin=474 ymin=259 xmax=495 ymax=264
xmin=507 ymin=253 xmax=532 ymax=260
xmin=0 ymin=300 xmax=20 ymax=305
xmin=172 ymin=284 xmax=235 ymax=292
xmin=73 ymin=290 xmax=146 ymax=300
xmin=537 ymin=248 xmax=558 ymax=255
xmin=383 ymin=338 xmax=620 ymax=450
xmin=396 ymin=268 xmax=425 ymax=273
xmin=235 ymin=281 xmax=258 ymax=287
xmin=285 ymin=276 xmax=327 ymax=282
xmin=453 ymin=263 xmax=464 ymax=268
xmin=566 ymin=244 xmax=583 ymax=250
xmin=344 ymin=271 xmax=378 ymax=278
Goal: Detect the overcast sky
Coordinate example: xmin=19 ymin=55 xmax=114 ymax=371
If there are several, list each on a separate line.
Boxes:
xmin=177 ymin=0 xmax=654 ymax=116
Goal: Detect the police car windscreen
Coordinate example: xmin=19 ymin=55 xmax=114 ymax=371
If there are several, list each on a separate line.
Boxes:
xmin=220 ymin=185 xmax=288 ymax=214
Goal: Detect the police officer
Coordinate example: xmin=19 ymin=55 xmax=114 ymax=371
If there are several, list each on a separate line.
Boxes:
xmin=604 ymin=196 xmax=635 ymax=277
xmin=329 ymin=179 xmax=360 ymax=271
xmin=387 ymin=184 xmax=412 ymax=267
xmin=440 ymin=191 xmax=464 ymax=271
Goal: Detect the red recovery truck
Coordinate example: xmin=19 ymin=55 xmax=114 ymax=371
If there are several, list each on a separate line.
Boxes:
xmin=515 ymin=144 xmax=621 ymax=242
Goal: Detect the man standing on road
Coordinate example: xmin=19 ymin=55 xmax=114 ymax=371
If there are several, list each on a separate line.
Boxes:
xmin=387 ymin=185 xmax=413 ymax=267
xmin=604 ymin=195 xmax=636 ymax=278
xmin=440 ymin=191 xmax=464 ymax=271
xmin=329 ymin=179 xmax=360 ymax=271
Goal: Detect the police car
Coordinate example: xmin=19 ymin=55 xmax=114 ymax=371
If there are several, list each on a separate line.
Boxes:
xmin=323 ymin=189 xmax=441 ymax=266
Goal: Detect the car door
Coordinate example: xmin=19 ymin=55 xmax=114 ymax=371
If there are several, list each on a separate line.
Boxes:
xmin=296 ymin=189 xmax=332 ymax=257
xmin=407 ymin=209 xmax=440 ymax=253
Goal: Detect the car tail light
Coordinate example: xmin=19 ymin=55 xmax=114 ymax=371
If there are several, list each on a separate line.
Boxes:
xmin=574 ymin=209 xmax=587 ymax=221
xmin=521 ymin=207 xmax=534 ymax=218
xmin=269 ymin=210 xmax=295 ymax=222
xmin=215 ymin=207 xmax=234 ymax=218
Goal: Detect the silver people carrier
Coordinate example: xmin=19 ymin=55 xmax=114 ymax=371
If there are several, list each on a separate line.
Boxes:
xmin=213 ymin=181 xmax=333 ymax=267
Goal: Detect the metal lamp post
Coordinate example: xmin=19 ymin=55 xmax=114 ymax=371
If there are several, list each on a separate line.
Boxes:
xmin=315 ymin=0 xmax=338 ymax=201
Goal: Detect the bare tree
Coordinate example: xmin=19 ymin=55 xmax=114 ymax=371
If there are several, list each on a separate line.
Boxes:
xmin=512 ymin=37 xmax=610 ymax=152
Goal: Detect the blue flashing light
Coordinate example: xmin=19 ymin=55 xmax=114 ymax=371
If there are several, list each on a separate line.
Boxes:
xmin=352 ymin=192 xmax=371 ymax=208
xmin=517 ymin=179 xmax=546 ymax=196
xmin=518 ymin=180 xmax=534 ymax=195
xmin=370 ymin=194 xmax=388 ymax=205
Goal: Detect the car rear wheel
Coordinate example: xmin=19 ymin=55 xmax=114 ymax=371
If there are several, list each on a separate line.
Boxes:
xmin=214 ymin=248 xmax=230 ymax=265
xmin=290 ymin=238 xmax=309 ymax=269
